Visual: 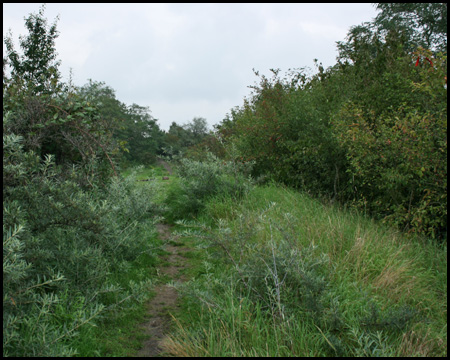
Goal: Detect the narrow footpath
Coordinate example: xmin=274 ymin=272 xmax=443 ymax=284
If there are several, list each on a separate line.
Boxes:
xmin=157 ymin=159 xmax=173 ymax=176
xmin=136 ymin=224 xmax=191 ymax=357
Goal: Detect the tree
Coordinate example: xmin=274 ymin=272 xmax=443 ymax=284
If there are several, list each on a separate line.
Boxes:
xmin=121 ymin=103 xmax=164 ymax=164
xmin=331 ymin=3 xmax=447 ymax=238
xmin=183 ymin=117 xmax=209 ymax=144
xmin=3 ymin=7 xmax=162 ymax=356
xmin=219 ymin=3 xmax=447 ymax=238
xmin=76 ymin=80 xmax=165 ymax=165
xmin=162 ymin=118 xmax=210 ymax=157
xmin=4 ymin=4 xmax=61 ymax=96
xmin=373 ymin=3 xmax=447 ymax=53
xmin=3 ymin=7 xmax=119 ymax=183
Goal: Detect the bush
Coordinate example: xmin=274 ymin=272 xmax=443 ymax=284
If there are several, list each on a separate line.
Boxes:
xmin=218 ymin=68 xmax=350 ymax=199
xmin=164 ymin=153 xmax=253 ymax=221
xmin=3 ymin=124 xmax=161 ymax=356
xmin=333 ymin=100 xmax=447 ymax=238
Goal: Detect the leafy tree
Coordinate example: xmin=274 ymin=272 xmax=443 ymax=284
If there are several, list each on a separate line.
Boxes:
xmin=3 ymin=8 xmax=119 ymax=182
xmin=4 ymin=4 xmax=61 ymax=96
xmin=331 ymin=4 xmax=447 ymax=237
xmin=77 ymin=80 xmax=165 ymax=165
xmin=184 ymin=117 xmax=209 ymax=143
xmin=218 ymin=68 xmax=348 ymax=197
xmin=184 ymin=133 xmax=226 ymax=161
xmin=162 ymin=118 xmax=210 ymax=157
xmin=161 ymin=121 xmax=187 ymax=156
xmin=220 ymin=3 xmax=447 ymax=238
xmin=373 ymin=3 xmax=447 ymax=53
xmin=121 ymin=103 xmax=164 ymax=164
xmin=335 ymin=3 xmax=447 ymax=119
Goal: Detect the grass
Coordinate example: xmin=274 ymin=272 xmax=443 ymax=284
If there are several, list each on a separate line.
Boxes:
xmin=120 ymin=163 xmax=166 ymax=179
xmin=120 ymin=162 xmax=173 ymax=184
xmin=89 ymin=164 xmax=446 ymax=357
xmin=164 ymin=183 xmax=447 ymax=357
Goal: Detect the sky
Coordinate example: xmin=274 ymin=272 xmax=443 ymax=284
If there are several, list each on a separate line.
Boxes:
xmin=3 ymin=3 xmax=379 ymax=131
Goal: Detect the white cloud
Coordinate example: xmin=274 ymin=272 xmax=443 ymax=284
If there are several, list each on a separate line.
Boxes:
xmin=141 ymin=4 xmax=189 ymax=42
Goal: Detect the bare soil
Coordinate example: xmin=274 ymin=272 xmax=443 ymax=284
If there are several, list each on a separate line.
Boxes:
xmin=136 ymin=223 xmax=190 ymax=357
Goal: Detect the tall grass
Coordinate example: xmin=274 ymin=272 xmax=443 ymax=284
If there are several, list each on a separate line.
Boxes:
xmin=165 ymin=184 xmax=447 ymax=357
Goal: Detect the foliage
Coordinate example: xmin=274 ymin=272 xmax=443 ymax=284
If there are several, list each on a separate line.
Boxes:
xmin=218 ymin=4 xmax=447 ymax=238
xmin=183 ymin=117 xmax=209 ymax=144
xmin=162 ymin=117 xmax=211 ymax=157
xmin=373 ymin=3 xmax=447 ymax=53
xmin=184 ymin=133 xmax=226 ymax=161
xmin=4 ymin=37 xmax=120 ymax=184
xmin=3 ymin=3 xmax=447 ymax=356
xmin=121 ymin=104 xmax=165 ymax=164
xmin=3 ymin=122 xmax=162 ymax=356
xmin=3 ymin=6 xmax=163 ymax=356
xmin=3 ymin=4 xmax=61 ymax=96
xmin=333 ymin=102 xmax=446 ymax=238
xmin=218 ymin=68 xmax=348 ymax=199
xmin=164 ymin=152 xmax=254 ymax=221
xmin=332 ymin=46 xmax=447 ymax=238
xmin=4 ymin=8 xmax=165 ymax=171
xmin=76 ymin=80 xmax=165 ymax=166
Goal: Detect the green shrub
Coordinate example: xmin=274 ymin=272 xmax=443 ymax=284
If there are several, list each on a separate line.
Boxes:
xmin=165 ymin=153 xmax=253 ymax=221
xmin=3 ymin=126 xmax=161 ymax=356
xmin=333 ymin=99 xmax=447 ymax=238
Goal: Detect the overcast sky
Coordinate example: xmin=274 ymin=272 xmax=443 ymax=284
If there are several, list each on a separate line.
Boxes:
xmin=3 ymin=3 xmax=379 ymax=131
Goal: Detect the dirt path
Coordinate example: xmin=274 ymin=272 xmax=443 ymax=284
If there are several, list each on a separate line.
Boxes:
xmin=157 ymin=159 xmax=173 ymax=175
xmin=136 ymin=224 xmax=190 ymax=357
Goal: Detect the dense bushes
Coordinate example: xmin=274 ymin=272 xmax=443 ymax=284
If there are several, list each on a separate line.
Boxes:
xmin=331 ymin=42 xmax=447 ymax=237
xmin=333 ymin=102 xmax=447 ymax=237
xmin=164 ymin=153 xmax=254 ymax=221
xmin=217 ymin=5 xmax=447 ymax=239
xmin=3 ymin=123 xmax=161 ymax=356
xmin=224 ymin=69 xmax=348 ymax=198
xmin=3 ymin=7 xmax=163 ymax=356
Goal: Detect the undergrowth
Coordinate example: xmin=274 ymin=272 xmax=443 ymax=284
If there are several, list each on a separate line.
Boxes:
xmin=3 ymin=149 xmax=164 ymax=357
xmin=164 ymin=153 xmax=253 ymax=222
xmin=164 ymin=184 xmax=447 ymax=357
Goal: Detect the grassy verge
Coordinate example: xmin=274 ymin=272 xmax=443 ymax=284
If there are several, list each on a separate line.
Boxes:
xmin=84 ymin=162 xmax=446 ymax=357
xmin=165 ymin=184 xmax=447 ymax=357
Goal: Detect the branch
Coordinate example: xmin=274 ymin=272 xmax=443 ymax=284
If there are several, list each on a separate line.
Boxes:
xmin=48 ymin=103 xmax=118 ymax=177
xmin=68 ymin=122 xmax=118 ymax=177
